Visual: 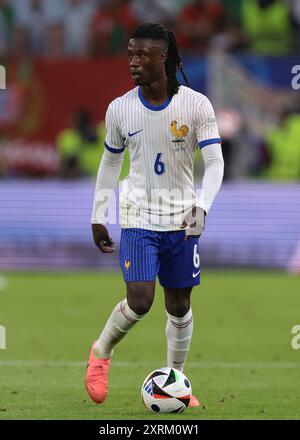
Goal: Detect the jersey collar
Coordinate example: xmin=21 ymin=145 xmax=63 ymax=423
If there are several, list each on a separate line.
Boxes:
xmin=138 ymin=87 xmax=172 ymax=111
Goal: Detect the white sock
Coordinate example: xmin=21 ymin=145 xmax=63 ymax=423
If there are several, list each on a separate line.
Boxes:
xmin=93 ymin=298 xmax=144 ymax=358
xmin=166 ymin=309 xmax=193 ymax=372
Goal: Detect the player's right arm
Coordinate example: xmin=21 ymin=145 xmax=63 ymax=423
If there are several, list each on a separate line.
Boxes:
xmin=91 ymin=102 xmax=125 ymax=253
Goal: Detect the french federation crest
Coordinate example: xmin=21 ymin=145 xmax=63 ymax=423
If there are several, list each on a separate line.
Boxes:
xmin=170 ymin=120 xmax=189 ymax=143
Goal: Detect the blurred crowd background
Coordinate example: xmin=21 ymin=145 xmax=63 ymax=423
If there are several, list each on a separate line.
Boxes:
xmin=1 ymin=0 xmax=300 ymax=59
xmin=0 ymin=0 xmax=299 ymax=271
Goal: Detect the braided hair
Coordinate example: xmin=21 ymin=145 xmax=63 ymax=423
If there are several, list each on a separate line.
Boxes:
xmin=131 ymin=23 xmax=189 ymax=98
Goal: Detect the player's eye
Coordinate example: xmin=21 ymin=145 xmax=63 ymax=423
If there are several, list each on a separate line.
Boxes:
xmin=128 ymin=53 xmax=141 ymax=59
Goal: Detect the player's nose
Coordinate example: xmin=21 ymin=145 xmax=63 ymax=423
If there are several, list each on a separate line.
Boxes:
xmin=129 ymin=56 xmax=140 ymax=67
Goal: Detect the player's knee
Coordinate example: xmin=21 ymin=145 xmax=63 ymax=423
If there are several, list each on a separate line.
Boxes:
xmin=166 ymin=299 xmax=190 ymax=318
xmin=128 ymin=295 xmax=153 ymax=315
xmin=165 ymin=288 xmax=191 ymax=317
xmin=127 ymin=284 xmax=154 ymax=316
xmin=129 ymin=300 xmax=152 ymax=316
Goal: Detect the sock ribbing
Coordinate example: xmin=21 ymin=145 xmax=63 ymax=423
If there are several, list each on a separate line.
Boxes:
xmin=94 ymin=298 xmax=144 ymax=358
xmin=166 ymin=308 xmax=193 ymax=372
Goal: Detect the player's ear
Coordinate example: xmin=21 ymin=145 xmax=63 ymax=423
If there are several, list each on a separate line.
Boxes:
xmin=161 ymin=50 xmax=168 ymax=63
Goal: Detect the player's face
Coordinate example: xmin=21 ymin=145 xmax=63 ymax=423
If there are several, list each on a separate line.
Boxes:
xmin=128 ymin=39 xmax=167 ymax=86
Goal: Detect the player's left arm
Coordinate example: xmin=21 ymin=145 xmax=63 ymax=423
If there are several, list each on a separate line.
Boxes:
xmin=180 ymin=143 xmax=224 ymax=239
xmin=180 ymin=95 xmax=224 ymax=239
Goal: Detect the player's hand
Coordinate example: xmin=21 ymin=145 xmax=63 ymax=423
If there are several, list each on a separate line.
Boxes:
xmin=92 ymin=224 xmax=116 ymax=253
xmin=180 ymin=206 xmax=206 ymax=240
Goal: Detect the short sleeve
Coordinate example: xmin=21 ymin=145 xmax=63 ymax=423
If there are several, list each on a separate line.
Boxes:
xmin=104 ymin=103 xmax=125 ymax=154
xmin=195 ymin=95 xmax=222 ymax=149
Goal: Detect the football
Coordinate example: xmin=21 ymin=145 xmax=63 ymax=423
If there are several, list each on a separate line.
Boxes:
xmin=141 ymin=367 xmax=192 ymax=413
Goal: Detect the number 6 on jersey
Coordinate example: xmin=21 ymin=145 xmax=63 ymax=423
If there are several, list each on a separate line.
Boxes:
xmin=154 ymin=153 xmax=165 ymax=175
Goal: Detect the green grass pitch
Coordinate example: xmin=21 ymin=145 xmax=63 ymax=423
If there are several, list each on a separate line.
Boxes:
xmin=0 ymin=270 xmax=300 ymax=420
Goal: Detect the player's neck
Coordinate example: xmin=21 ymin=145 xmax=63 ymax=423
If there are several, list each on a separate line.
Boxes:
xmin=140 ymin=76 xmax=168 ymax=106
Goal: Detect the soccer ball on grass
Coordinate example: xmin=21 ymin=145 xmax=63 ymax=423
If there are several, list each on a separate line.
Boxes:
xmin=141 ymin=367 xmax=192 ymax=413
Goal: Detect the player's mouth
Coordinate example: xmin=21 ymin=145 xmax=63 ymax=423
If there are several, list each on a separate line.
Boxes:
xmin=131 ymin=71 xmax=142 ymax=81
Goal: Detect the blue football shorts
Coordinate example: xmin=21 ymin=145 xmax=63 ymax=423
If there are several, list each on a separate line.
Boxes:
xmin=119 ymin=228 xmax=200 ymax=288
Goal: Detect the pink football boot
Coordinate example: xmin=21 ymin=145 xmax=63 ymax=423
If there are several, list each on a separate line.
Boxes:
xmin=189 ymin=394 xmax=200 ymax=407
xmin=85 ymin=341 xmax=111 ymax=404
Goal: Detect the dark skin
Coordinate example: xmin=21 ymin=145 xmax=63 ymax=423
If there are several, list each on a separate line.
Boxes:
xmin=92 ymin=38 xmax=205 ymax=317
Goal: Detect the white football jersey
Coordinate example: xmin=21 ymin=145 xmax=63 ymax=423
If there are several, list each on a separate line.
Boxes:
xmin=105 ymin=85 xmax=221 ymax=230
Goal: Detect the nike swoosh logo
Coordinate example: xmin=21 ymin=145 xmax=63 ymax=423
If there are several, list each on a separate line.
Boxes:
xmin=128 ymin=129 xmax=143 ymax=137
xmin=192 ymin=270 xmax=200 ymax=278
